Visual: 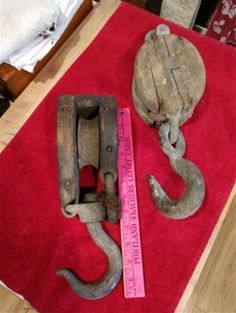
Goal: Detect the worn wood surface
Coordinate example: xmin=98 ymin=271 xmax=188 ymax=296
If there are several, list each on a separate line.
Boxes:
xmin=160 ymin=0 xmax=202 ymax=28
xmin=0 ymin=284 xmax=37 ymax=313
xmin=175 ymin=185 xmax=236 ymax=313
xmin=133 ymin=33 xmax=206 ymax=127
xmin=0 ymin=1 xmax=235 ymax=312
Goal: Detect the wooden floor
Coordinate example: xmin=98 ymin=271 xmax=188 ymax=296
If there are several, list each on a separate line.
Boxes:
xmin=1 ymin=1 xmax=236 ymax=313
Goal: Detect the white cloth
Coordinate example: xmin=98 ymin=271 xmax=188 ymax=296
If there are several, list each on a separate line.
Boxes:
xmin=0 ymin=0 xmax=83 ymax=72
xmin=0 ymin=0 xmax=60 ymax=63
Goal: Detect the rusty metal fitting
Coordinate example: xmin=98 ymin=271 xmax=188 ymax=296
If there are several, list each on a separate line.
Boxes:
xmin=57 ymin=95 xmax=122 ymax=299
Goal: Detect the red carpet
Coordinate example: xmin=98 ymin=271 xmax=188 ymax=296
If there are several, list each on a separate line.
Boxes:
xmin=0 ymin=3 xmax=236 ymax=313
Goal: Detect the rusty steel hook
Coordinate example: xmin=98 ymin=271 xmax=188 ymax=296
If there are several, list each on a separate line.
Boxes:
xmin=57 ymin=222 xmax=122 ymax=300
xmin=57 ymin=95 xmax=122 ymax=299
xmin=147 ymin=122 xmax=205 ymax=219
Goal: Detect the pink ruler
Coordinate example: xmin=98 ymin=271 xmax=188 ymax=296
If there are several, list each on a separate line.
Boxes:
xmin=118 ymin=108 xmax=145 ymax=298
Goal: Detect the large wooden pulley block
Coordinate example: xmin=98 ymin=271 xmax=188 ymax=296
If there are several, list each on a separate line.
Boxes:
xmin=132 ymin=26 xmax=206 ymax=127
xmin=132 ymin=25 xmax=206 ymax=220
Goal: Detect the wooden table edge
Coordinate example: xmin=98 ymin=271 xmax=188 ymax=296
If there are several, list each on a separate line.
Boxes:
xmin=175 ymin=183 xmax=236 ymax=312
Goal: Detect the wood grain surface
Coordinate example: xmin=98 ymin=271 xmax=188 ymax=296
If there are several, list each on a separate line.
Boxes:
xmin=132 ymin=33 xmax=206 ymax=126
xmin=0 ymin=284 xmax=37 ymax=313
xmin=176 ymin=185 xmax=236 ymax=313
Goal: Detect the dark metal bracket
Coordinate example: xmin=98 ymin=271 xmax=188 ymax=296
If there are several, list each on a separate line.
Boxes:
xmin=57 ymin=95 xmax=122 ymax=299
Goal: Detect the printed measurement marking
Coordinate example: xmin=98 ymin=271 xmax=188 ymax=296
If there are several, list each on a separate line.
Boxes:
xmin=118 ymin=108 xmax=145 ymax=298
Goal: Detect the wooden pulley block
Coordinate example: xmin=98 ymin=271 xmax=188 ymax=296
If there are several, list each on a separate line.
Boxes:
xmin=132 ymin=24 xmax=206 ymax=129
xmin=132 ymin=25 xmax=206 ymax=219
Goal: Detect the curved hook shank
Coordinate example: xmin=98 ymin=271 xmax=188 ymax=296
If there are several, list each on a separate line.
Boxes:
xmin=148 ymin=157 xmax=205 ymax=219
xmin=57 ymin=222 xmax=122 ymax=300
xmin=148 ymin=122 xmax=205 ymax=219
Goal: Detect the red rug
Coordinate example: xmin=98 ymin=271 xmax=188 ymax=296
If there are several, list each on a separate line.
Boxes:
xmin=0 ymin=3 xmax=236 ymax=313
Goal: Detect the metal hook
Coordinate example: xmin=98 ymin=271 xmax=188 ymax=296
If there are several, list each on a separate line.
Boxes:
xmin=57 ymin=221 xmax=122 ymax=300
xmin=147 ymin=122 xmax=205 ymax=219
xmin=57 ymin=95 xmax=122 ymax=299
xmin=57 ymin=174 xmax=122 ymax=300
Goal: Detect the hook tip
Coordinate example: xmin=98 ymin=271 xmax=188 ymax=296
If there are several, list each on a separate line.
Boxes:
xmin=147 ymin=175 xmax=157 ymax=192
xmin=147 ymin=175 xmax=155 ymax=184
xmin=147 ymin=175 xmax=164 ymax=199
xmin=57 ymin=268 xmax=70 ymax=279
